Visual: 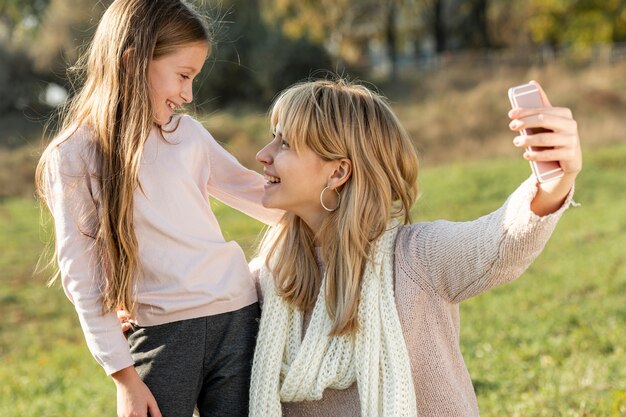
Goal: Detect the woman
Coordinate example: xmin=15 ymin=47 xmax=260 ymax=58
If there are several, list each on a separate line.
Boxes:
xmin=249 ymin=78 xmax=581 ymax=416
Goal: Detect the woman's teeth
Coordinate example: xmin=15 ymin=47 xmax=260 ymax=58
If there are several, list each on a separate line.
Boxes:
xmin=265 ymin=175 xmax=281 ymax=183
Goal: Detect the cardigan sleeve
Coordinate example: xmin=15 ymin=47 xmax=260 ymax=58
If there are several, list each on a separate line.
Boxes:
xmin=45 ymin=137 xmax=134 ymax=375
xmin=400 ymin=177 xmax=575 ymax=303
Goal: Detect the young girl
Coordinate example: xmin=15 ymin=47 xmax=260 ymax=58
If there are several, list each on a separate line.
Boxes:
xmin=250 ymin=79 xmax=581 ymax=416
xmin=35 ymin=1 xmax=281 ymax=416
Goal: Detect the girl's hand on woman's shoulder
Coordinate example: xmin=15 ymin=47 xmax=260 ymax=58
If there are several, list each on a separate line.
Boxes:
xmin=508 ymin=80 xmax=582 ymax=216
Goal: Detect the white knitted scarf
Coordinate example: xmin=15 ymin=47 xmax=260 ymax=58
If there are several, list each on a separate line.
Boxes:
xmin=250 ymin=222 xmax=417 ymax=417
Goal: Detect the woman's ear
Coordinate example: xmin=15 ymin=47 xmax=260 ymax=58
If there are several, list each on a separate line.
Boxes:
xmin=328 ymin=158 xmax=352 ymax=189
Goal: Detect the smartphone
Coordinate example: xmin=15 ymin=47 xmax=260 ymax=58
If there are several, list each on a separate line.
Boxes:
xmin=508 ymin=83 xmax=564 ymax=183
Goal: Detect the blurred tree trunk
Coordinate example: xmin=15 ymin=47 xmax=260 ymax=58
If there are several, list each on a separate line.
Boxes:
xmin=472 ymin=0 xmax=490 ymax=48
xmin=385 ymin=1 xmax=399 ymax=81
xmin=428 ymin=0 xmax=447 ymax=53
xmin=460 ymin=0 xmax=490 ymax=49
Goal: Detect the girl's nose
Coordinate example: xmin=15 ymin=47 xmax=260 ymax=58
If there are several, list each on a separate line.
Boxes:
xmin=181 ymin=84 xmax=193 ymax=103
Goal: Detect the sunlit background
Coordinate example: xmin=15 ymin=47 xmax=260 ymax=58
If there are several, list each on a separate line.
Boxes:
xmin=1 ymin=1 xmax=625 ymax=416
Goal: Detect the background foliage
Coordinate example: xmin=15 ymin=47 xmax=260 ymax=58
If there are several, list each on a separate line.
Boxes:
xmin=2 ymin=0 xmax=626 ymax=113
xmin=1 ymin=0 xmax=625 ymax=416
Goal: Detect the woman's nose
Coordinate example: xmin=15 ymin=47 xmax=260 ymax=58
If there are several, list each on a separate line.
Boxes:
xmin=256 ymin=143 xmax=273 ymax=165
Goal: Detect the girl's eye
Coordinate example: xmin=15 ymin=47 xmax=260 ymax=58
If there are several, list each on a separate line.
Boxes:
xmin=180 ymin=74 xmax=190 ymax=80
xmin=280 ymin=139 xmax=290 ymax=149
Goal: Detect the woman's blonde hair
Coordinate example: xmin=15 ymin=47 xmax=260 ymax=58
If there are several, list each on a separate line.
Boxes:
xmin=35 ymin=0 xmax=209 ymax=314
xmin=259 ymin=79 xmax=420 ymax=336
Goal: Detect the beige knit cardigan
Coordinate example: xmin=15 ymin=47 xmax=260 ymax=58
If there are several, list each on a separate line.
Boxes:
xmin=253 ymin=177 xmax=575 ymax=417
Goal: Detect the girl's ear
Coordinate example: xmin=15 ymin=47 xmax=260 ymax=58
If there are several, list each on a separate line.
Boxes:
xmin=328 ymin=158 xmax=352 ymax=189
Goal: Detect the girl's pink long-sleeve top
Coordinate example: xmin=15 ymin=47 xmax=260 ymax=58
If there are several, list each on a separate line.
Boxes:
xmin=45 ymin=115 xmax=282 ymax=375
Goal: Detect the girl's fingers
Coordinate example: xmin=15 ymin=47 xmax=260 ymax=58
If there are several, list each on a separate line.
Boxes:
xmin=117 ymin=309 xmax=131 ymax=321
xmin=147 ymin=396 xmax=163 ymax=417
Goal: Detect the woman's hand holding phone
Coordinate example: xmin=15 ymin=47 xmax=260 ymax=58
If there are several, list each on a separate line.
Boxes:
xmin=508 ymin=80 xmax=582 ymax=216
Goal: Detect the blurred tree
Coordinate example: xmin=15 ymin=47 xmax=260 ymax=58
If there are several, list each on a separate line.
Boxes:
xmin=0 ymin=46 xmax=41 ymax=113
xmin=528 ymin=0 xmax=626 ymax=50
xmin=412 ymin=0 xmax=494 ymax=52
xmin=486 ymin=0 xmax=527 ymax=48
xmin=251 ymin=30 xmax=333 ymax=100
xmin=0 ymin=0 xmax=50 ymax=44
xmin=430 ymin=0 xmax=447 ymax=52
xmin=385 ymin=1 xmax=400 ymax=80
xmin=261 ymin=0 xmax=383 ymax=66
xmin=261 ymin=0 xmax=415 ymax=80
xmin=30 ymin=0 xmax=110 ymax=85
xmin=416 ymin=0 xmax=448 ymax=53
xmin=0 ymin=0 xmax=52 ymax=113
xmin=454 ymin=0 xmax=491 ymax=48
xmin=195 ymin=0 xmax=332 ymax=107
xmin=4 ymin=0 xmax=624 ymax=117
xmin=194 ymin=0 xmax=267 ymax=106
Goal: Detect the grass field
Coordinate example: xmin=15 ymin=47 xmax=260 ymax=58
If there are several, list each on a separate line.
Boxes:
xmin=1 ymin=141 xmax=625 ymax=416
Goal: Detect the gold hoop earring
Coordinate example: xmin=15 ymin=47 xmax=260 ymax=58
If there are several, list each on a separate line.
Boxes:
xmin=320 ymin=186 xmax=341 ymax=212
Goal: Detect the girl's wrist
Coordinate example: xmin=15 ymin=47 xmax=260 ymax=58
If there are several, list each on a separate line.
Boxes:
xmin=111 ymin=365 xmax=140 ymax=385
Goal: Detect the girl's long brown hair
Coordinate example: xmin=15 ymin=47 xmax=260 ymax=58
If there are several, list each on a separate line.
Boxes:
xmin=35 ymin=0 xmax=209 ymax=314
xmin=258 ymin=79 xmax=420 ymax=336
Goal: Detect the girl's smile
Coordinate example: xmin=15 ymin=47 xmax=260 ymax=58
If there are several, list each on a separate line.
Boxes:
xmin=148 ymin=42 xmax=208 ymax=125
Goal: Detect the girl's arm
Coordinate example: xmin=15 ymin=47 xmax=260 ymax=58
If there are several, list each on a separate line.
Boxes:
xmin=509 ymin=80 xmax=582 ymax=216
xmin=45 ymin=139 xmax=134 ymax=376
xmin=188 ymin=117 xmax=284 ymax=225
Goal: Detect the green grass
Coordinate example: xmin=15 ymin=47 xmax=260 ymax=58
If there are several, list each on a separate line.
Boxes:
xmin=2 ymin=143 xmax=625 ymax=416
xmin=417 ymin=146 xmax=626 ymax=416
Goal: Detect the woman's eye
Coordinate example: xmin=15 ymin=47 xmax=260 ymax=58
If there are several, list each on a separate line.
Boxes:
xmin=281 ymin=139 xmax=290 ymax=149
xmin=180 ymin=74 xmax=190 ymax=80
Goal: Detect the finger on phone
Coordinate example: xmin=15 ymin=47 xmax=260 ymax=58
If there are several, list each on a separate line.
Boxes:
xmin=524 ymin=148 xmax=566 ymax=162
xmin=520 ymin=115 xmax=576 ymax=134
xmin=529 ymin=80 xmax=552 ymax=107
xmin=514 ymin=133 xmax=570 ymax=148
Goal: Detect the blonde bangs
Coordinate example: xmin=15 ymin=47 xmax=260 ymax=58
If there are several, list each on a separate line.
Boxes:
xmin=270 ymin=83 xmax=317 ymax=156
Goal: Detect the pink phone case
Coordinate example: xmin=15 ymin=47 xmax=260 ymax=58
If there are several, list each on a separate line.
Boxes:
xmin=508 ymin=83 xmax=564 ymax=183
